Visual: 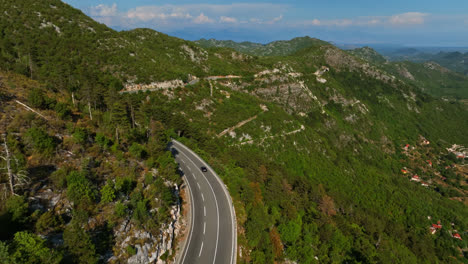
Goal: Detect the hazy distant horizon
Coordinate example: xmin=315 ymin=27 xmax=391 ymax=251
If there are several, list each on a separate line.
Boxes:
xmin=64 ymin=0 xmax=468 ymax=47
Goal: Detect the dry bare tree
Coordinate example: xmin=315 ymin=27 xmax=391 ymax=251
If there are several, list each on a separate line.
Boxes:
xmin=1 ymin=133 xmax=29 ymax=196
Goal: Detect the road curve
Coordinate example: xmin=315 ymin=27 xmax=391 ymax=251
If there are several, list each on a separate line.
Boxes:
xmin=170 ymin=140 xmax=237 ymax=264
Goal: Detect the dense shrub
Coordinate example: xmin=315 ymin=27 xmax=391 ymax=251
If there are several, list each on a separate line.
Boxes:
xmin=72 ymin=128 xmax=88 ymax=145
xmin=9 ymin=231 xmax=62 ymax=264
xmin=35 ymin=211 xmax=62 ymax=234
xmin=94 ymin=133 xmax=112 ymax=149
xmin=50 ymin=168 xmax=68 ymax=189
xmin=114 ymin=202 xmax=127 ymax=218
xmin=27 ymin=88 xmax=46 ymax=109
xmin=54 ymin=102 xmax=71 ymax=119
xmin=66 ymin=171 xmax=95 ymax=207
xmin=6 ymin=196 xmax=29 ymax=223
xmin=25 ymin=127 xmax=56 ymax=155
xmin=100 ymin=181 xmax=116 ymax=204
xmin=63 ymin=221 xmax=98 ymax=264
xmin=129 ymin=142 xmax=146 ymax=159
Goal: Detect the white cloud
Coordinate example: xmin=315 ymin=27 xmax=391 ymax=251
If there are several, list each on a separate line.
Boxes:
xmin=302 ymin=13 xmax=428 ymax=28
xmin=389 ymin=12 xmax=428 ymax=25
xmin=193 ymin=13 xmax=214 ymax=24
xmin=220 ymin=16 xmax=238 ymax=23
xmin=333 ymin=19 xmax=353 ymax=26
xmin=304 ymin=18 xmax=354 ymax=27
xmin=310 ymin=19 xmax=321 ymax=26
xmin=85 ymin=3 xmax=439 ymax=41
xmin=272 ymin=15 xmax=283 ymax=23
xmin=126 ymin=6 xmax=193 ymax=21
xmin=367 ymin=19 xmax=381 ymax=25
xmin=250 ymin=18 xmax=261 ymax=23
xmin=87 ymin=3 xmax=286 ymax=28
xmin=90 ymin=3 xmax=117 ymax=17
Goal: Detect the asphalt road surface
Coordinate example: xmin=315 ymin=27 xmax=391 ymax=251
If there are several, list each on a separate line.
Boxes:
xmin=171 ymin=140 xmax=237 ymax=264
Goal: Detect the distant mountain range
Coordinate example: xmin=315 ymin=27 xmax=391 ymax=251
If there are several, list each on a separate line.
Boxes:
xmin=195 ymin=36 xmax=329 ymax=57
xmin=349 ymin=47 xmax=468 ymax=99
xmin=379 ymin=49 xmax=468 ymax=76
xmin=197 ymin=38 xmax=468 ymax=77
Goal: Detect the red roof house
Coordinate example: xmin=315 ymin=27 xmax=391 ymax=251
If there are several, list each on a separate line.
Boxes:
xmin=452 ymin=233 xmax=462 ymax=240
xmin=411 ymin=175 xmax=421 ymax=182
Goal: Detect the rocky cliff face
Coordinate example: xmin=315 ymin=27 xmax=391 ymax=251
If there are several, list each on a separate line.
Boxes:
xmin=110 ymin=185 xmax=182 ymax=264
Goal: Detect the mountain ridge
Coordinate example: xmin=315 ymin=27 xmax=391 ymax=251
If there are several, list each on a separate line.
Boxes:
xmin=195 ymin=36 xmax=330 ymax=57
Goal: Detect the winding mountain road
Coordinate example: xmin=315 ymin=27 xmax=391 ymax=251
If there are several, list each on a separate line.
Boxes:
xmin=170 ymin=140 xmax=237 ymax=264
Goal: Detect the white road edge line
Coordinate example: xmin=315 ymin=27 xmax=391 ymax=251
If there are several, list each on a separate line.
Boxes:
xmin=173 ymin=140 xmax=237 ymax=264
xmin=180 ymin=162 xmax=196 ymax=264
xmin=199 ymin=242 xmax=204 ymax=257
xmin=178 ymin=150 xmax=219 ymax=264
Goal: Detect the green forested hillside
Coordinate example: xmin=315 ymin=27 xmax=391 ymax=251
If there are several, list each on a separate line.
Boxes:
xmin=0 ymin=0 xmax=262 ymax=86
xmin=350 ymin=47 xmax=468 ymax=99
xmin=196 ymin=36 xmax=329 ymax=57
xmin=0 ymin=1 xmax=467 ymax=264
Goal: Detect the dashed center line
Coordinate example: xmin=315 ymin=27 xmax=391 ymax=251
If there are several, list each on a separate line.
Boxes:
xmin=199 ymin=242 xmax=204 ymax=257
xmin=201 ymin=193 xmax=205 ymax=201
xmin=175 ymin=143 xmax=224 ymax=264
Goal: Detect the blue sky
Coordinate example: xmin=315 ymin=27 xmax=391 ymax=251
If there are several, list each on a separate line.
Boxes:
xmin=63 ymin=0 xmax=468 ymax=46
